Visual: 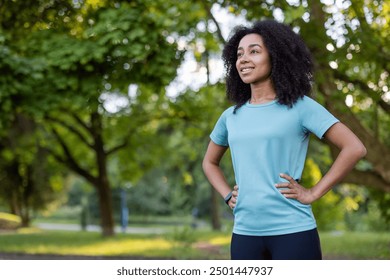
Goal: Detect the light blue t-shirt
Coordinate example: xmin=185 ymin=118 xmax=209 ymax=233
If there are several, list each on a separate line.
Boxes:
xmin=210 ymin=96 xmax=339 ymax=236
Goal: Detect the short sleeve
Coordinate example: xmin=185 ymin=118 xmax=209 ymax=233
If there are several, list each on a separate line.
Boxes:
xmin=297 ymin=96 xmax=339 ymax=139
xmin=210 ymin=109 xmax=230 ymax=147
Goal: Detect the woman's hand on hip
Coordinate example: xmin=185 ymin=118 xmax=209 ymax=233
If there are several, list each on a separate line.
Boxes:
xmin=229 ymin=185 xmax=239 ymax=209
xmin=275 ymin=173 xmax=315 ymax=204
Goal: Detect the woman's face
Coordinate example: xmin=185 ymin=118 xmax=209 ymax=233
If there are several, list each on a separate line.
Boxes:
xmin=236 ymin=33 xmax=272 ymax=85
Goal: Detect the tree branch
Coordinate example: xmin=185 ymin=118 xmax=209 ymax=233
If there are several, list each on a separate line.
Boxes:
xmin=341 ymin=169 xmax=390 ymax=193
xmin=71 ymin=112 xmax=92 ymax=134
xmin=324 ymin=136 xmax=390 ymax=193
xmin=45 ymin=115 xmax=94 ymax=149
xmin=105 ymin=111 xmax=175 ymax=156
xmin=379 ymin=99 xmax=390 ymax=114
xmin=50 ymin=126 xmax=97 ymax=186
xmin=43 ymin=146 xmax=65 ymax=165
xmin=333 ymin=70 xmax=390 ymax=114
xmin=106 ymin=140 xmax=129 ymax=156
xmin=326 ymin=99 xmax=390 ymax=182
xmin=202 ymin=1 xmax=226 ymax=44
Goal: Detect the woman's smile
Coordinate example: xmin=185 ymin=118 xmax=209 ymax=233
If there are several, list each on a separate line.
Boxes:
xmin=236 ymin=33 xmax=272 ymax=85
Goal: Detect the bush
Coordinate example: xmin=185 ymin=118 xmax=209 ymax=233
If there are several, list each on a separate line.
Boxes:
xmin=0 ymin=212 xmax=21 ymax=230
xmin=169 ymin=226 xmax=197 ymax=247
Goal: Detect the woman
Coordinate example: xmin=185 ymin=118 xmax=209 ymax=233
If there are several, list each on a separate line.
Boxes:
xmin=202 ymin=20 xmax=366 ymax=260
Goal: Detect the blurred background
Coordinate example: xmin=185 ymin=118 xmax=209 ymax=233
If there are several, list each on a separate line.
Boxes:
xmin=0 ymin=0 xmax=389 ymax=259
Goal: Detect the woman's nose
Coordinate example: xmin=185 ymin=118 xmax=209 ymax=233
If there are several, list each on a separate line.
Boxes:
xmin=239 ymin=54 xmax=249 ymax=63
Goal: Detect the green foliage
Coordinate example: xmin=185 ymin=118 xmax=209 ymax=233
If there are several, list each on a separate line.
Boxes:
xmin=346 ymin=188 xmax=390 ymax=231
xmin=302 ymin=158 xmax=345 ymax=230
xmin=370 ymin=189 xmax=390 ymax=225
xmin=0 ymin=0 xmax=207 ymax=233
xmin=169 ymin=226 xmax=198 ymax=247
xmin=125 ymin=170 xmax=171 ymax=216
xmin=0 ymin=32 xmax=46 ymax=129
xmin=305 ymin=157 xmax=390 ymax=231
xmin=0 ymin=114 xmax=67 ymax=225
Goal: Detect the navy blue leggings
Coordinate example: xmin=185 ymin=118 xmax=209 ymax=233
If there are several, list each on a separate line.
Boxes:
xmin=231 ymin=228 xmax=322 ymax=260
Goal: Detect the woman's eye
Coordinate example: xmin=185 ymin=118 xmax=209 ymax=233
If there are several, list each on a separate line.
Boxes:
xmin=237 ymin=53 xmax=243 ymax=57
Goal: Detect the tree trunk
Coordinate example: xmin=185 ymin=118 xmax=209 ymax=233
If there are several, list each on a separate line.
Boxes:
xmin=46 ymin=109 xmax=117 ymax=236
xmin=20 ymin=208 xmax=30 ymax=227
xmin=95 ymin=178 xmax=115 ymax=236
xmin=92 ymin=111 xmax=115 ymax=236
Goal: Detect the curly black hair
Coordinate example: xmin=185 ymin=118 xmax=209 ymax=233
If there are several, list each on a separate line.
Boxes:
xmin=222 ymin=19 xmax=314 ymax=113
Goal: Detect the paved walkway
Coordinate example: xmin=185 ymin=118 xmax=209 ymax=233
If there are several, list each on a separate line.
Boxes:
xmin=35 ymin=223 xmax=167 ymax=234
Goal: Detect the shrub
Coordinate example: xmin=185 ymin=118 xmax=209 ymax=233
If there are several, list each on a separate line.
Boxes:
xmin=0 ymin=212 xmax=22 ymax=230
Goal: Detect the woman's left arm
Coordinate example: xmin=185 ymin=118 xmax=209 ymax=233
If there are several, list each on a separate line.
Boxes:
xmin=277 ymin=122 xmax=367 ymax=204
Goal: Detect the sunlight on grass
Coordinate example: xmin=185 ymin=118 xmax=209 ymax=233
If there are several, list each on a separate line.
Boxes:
xmin=16 ymin=227 xmax=44 ymax=234
xmin=62 ymin=238 xmax=172 ymax=256
xmin=209 ymin=236 xmax=230 ymax=246
xmin=0 ymin=231 xmax=173 ymax=257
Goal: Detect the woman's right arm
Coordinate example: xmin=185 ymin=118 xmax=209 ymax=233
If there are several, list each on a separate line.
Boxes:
xmin=202 ymin=140 xmax=236 ymax=208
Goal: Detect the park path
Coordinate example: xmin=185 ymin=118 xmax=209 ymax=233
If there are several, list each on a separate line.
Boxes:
xmin=35 ymin=222 xmax=167 ymax=234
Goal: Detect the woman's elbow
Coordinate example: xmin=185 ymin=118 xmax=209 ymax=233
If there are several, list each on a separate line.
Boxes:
xmin=202 ymin=158 xmax=213 ymax=174
xmin=355 ymin=142 xmax=367 ymax=159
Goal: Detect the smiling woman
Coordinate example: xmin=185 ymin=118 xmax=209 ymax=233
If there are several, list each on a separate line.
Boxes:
xmin=222 ymin=20 xmax=314 ymax=113
xmin=235 ymin=34 xmax=273 ymax=101
xmin=202 ymin=19 xmax=366 ymax=260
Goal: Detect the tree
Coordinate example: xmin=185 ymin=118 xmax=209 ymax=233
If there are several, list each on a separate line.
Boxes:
xmin=0 ymin=0 xmax=208 ymax=236
xmin=0 ymin=1 xmax=70 ymax=225
xmin=0 ymin=114 xmax=65 ymax=226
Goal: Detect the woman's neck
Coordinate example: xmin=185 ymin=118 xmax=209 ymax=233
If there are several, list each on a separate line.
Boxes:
xmin=249 ymin=81 xmax=276 ymax=104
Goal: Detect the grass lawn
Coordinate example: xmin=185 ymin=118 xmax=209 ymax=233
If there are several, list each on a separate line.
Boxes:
xmin=320 ymin=231 xmax=390 ymax=259
xmin=0 ymin=227 xmax=389 ymax=260
xmin=0 ymin=227 xmax=230 ymax=259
